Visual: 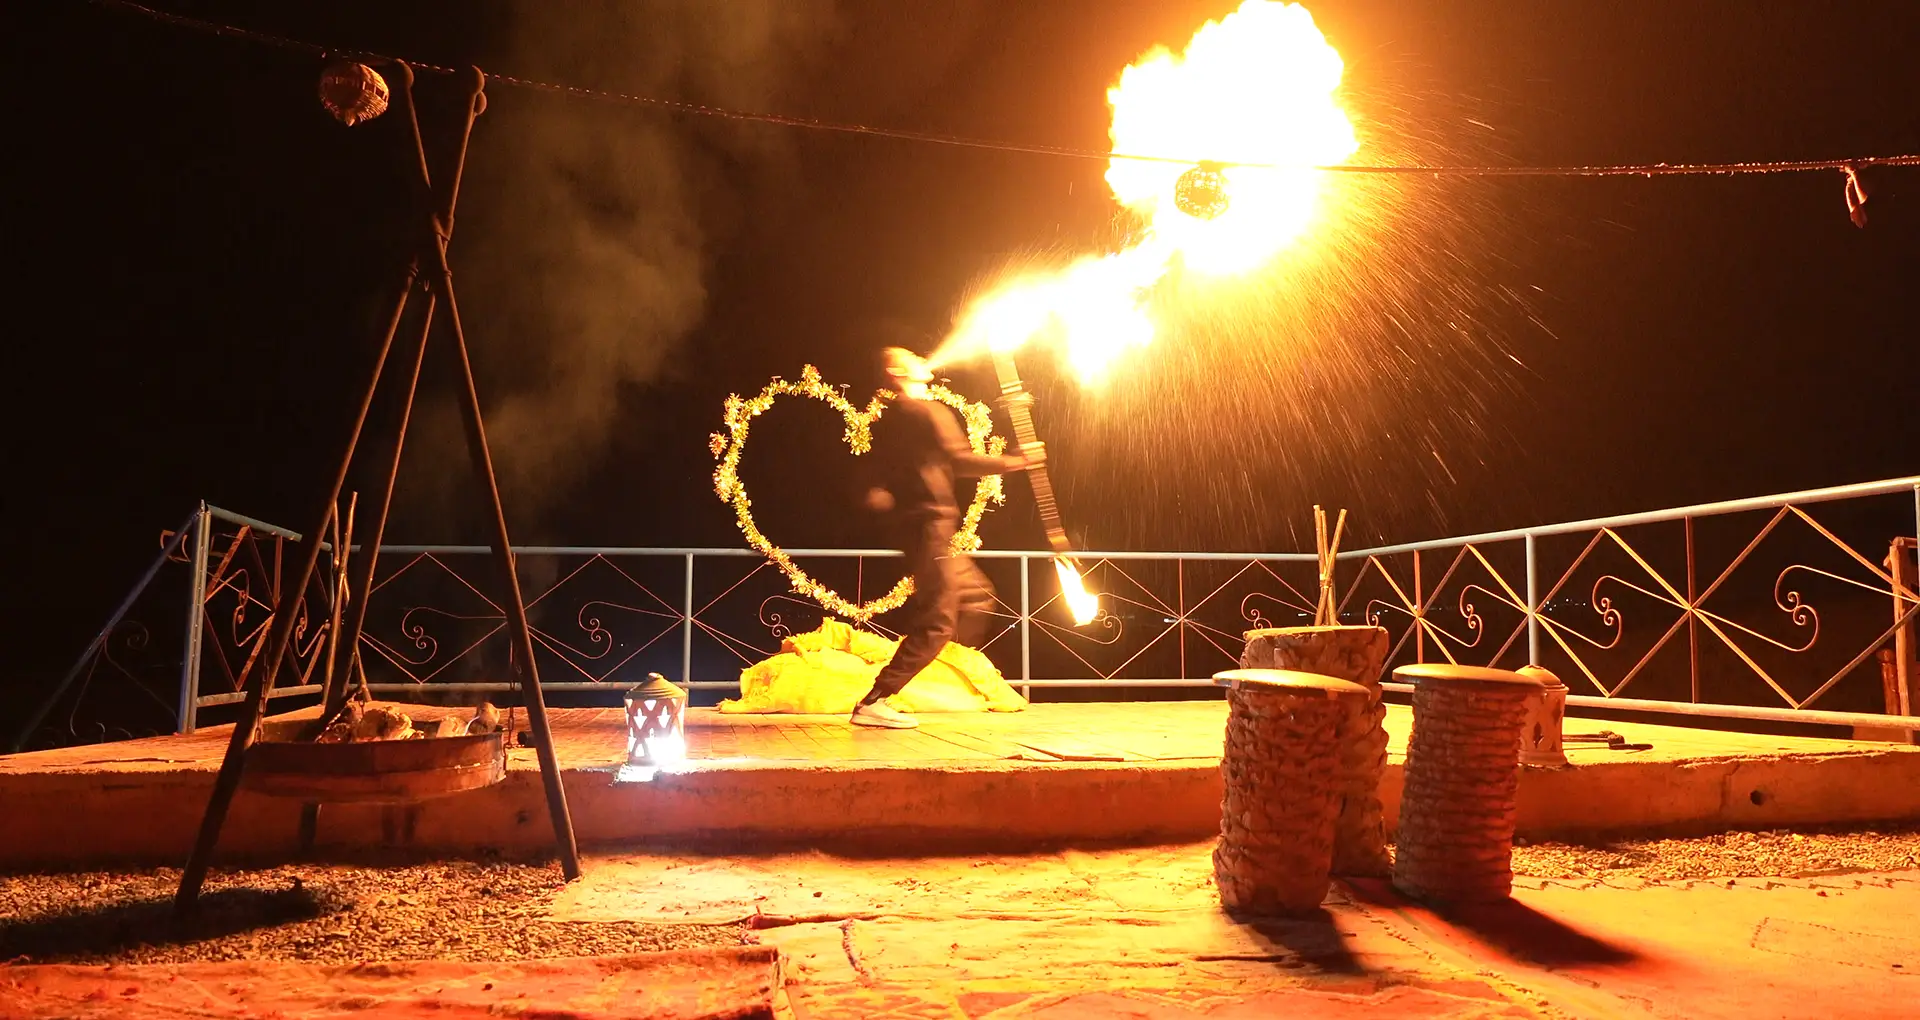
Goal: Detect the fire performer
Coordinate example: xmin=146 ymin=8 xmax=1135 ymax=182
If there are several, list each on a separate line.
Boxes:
xmin=851 ymin=347 xmax=1045 ymax=729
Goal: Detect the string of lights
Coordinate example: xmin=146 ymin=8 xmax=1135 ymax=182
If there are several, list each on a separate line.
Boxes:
xmin=709 ymin=366 xmax=1008 ymax=622
xmin=91 ymin=0 xmax=1920 ymax=185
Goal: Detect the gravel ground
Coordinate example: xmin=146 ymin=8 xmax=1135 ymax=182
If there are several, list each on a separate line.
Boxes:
xmin=6 ymin=826 xmax=1917 ymax=966
xmin=1510 ymin=822 xmax=1920 ymax=880
xmin=0 ymin=856 xmax=747 ymax=966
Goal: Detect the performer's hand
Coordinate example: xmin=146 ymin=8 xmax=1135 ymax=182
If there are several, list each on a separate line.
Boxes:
xmin=1018 ymin=442 xmax=1046 ymax=469
xmin=864 ymin=487 xmax=896 ymax=513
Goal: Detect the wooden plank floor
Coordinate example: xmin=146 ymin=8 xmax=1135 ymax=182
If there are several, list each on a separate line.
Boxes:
xmin=675 ymin=703 xmax=1233 ymax=764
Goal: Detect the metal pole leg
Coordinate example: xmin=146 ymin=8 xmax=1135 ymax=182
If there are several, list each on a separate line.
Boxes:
xmin=324 ymin=59 xmax=461 ymax=718
xmin=174 ymin=273 xmax=414 ymax=913
xmin=325 ymin=294 xmax=437 ymax=717
xmin=179 ymin=503 xmax=212 ymax=735
xmin=417 ymin=67 xmax=581 ymax=881
xmin=430 ymin=258 xmax=581 ymax=879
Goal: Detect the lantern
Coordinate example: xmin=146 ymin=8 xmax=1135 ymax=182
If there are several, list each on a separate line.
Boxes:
xmin=1174 ymin=161 xmax=1231 ymax=220
xmin=318 ymin=60 xmax=391 ymax=126
xmin=624 ymin=673 xmax=688 ymax=769
xmin=1515 ymin=665 xmax=1569 ymax=767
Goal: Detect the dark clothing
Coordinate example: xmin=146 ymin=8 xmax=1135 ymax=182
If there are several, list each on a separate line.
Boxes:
xmin=871 ymin=394 xmax=1022 ymax=525
xmin=863 ymin=395 xmax=1022 ymax=702
xmin=864 ymin=517 xmax=998 ymax=700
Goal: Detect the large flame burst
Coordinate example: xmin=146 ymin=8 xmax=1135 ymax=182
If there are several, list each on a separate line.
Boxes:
xmin=933 ymin=0 xmax=1361 ymax=383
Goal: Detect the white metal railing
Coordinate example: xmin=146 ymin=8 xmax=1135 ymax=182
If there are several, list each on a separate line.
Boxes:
xmin=1340 ymin=476 xmax=1920 ymax=732
xmin=168 ymin=475 xmax=1918 ymax=734
xmin=21 ymin=475 xmax=1916 ymax=752
xmin=173 ymin=511 xmax=1329 ymax=732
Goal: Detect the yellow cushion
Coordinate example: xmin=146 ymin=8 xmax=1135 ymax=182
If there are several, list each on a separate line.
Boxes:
xmin=719 ymin=622 xmax=1027 ymax=714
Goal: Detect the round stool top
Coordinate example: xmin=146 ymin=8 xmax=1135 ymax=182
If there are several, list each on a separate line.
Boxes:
xmin=1243 ymin=624 xmax=1387 ymax=641
xmin=1394 ymin=663 xmax=1543 ymax=689
xmin=1213 ymin=669 xmax=1370 ymax=699
xmin=1515 ymin=664 xmax=1568 ymax=690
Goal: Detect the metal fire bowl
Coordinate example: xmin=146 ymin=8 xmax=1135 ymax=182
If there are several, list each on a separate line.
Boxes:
xmin=240 ymin=718 xmax=507 ymax=805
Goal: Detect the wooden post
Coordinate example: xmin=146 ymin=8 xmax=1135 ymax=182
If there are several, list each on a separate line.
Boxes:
xmin=1892 ymin=538 xmax=1916 ymax=718
xmin=1891 ymin=539 xmax=1916 ymax=744
xmin=1859 ymin=540 xmax=1918 ymax=743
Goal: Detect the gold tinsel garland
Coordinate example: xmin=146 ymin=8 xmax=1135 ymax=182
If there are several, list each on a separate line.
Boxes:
xmin=710 ymin=365 xmax=1007 ymax=621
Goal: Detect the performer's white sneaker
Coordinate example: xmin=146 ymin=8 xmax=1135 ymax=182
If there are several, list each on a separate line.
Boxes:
xmin=850 ymin=701 xmax=918 ymax=729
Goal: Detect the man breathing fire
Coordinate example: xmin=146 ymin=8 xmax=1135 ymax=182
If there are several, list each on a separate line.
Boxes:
xmin=851 ymin=348 xmax=1044 ymax=729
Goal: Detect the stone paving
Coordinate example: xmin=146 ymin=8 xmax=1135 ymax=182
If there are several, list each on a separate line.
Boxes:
xmin=1 ymin=842 xmax=1913 ymax=1017
xmin=553 ymin=842 xmax=1915 ymax=1019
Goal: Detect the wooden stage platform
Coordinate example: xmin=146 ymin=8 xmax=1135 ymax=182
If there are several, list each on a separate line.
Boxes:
xmin=3 ymin=703 xmax=1919 ymax=869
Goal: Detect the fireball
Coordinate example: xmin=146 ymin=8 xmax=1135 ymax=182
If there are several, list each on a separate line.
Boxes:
xmin=932 ymin=0 xmax=1360 ymax=384
xmin=1105 ymin=0 xmax=1357 ymax=275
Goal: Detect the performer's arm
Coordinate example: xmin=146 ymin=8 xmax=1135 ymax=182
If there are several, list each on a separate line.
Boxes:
xmin=933 ymin=404 xmax=1034 ymax=478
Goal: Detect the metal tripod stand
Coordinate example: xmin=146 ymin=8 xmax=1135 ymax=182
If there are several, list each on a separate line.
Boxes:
xmin=175 ymin=63 xmax=580 ymax=912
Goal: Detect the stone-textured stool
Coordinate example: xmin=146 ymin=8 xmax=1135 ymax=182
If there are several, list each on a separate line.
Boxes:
xmin=1212 ymin=668 xmax=1370 ymax=915
xmin=1241 ymin=626 xmax=1392 ymax=876
xmin=1392 ymin=663 xmax=1544 ymax=903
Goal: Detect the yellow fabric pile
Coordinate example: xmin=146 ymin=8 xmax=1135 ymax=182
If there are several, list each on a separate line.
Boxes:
xmin=719 ymin=619 xmax=1027 ymax=715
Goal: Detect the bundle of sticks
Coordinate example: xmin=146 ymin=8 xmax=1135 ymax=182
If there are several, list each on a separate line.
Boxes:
xmin=1313 ymin=505 xmax=1347 ymax=627
xmin=302 ymin=491 xmax=509 ymax=744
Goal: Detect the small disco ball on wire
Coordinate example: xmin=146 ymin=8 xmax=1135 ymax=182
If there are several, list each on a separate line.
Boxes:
xmin=1174 ymin=161 xmax=1231 ymax=220
xmin=318 ymin=60 xmax=390 ymax=126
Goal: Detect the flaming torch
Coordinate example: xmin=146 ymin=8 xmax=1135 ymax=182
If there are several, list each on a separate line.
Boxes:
xmin=991 ymin=349 xmax=1101 ymax=626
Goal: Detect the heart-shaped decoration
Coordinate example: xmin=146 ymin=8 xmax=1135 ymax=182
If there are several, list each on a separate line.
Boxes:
xmin=711 ymin=364 xmax=1008 ymax=622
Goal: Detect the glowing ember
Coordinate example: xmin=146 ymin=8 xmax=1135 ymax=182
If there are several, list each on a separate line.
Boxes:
xmin=932 ymin=0 xmax=1359 ymax=384
xmin=1174 ymin=162 xmax=1231 ymax=220
xmin=1055 ymin=557 xmax=1101 ymax=626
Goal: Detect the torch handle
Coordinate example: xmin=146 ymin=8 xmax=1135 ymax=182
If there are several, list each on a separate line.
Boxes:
xmin=992 ymin=352 xmax=1072 ymax=556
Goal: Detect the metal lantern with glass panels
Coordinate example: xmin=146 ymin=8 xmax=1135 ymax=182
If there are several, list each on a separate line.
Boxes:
xmin=625 ymin=673 xmax=688 ymax=769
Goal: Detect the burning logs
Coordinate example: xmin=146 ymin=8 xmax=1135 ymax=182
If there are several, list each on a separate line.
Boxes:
xmin=357 ymin=705 xmax=414 ymax=741
xmin=1241 ymin=625 xmax=1391 ymax=877
xmin=1391 ymin=664 xmax=1543 ymax=903
xmin=313 ymin=702 xmax=501 ymax=744
xmin=1212 ymin=668 xmax=1369 ymax=915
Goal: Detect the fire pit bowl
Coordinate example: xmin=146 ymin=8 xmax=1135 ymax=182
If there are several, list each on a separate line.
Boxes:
xmin=240 ymin=717 xmax=507 ymax=805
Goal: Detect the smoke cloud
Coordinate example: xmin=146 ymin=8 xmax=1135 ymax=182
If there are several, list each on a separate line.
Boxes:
xmin=396 ymin=0 xmax=837 ymax=533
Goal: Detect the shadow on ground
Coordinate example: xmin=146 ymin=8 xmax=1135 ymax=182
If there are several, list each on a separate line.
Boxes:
xmin=1436 ymin=898 xmax=1638 ymax=966
xmin=0 ymin=883 xmax=331 ymax=963
xmin=1223 ymin=906 xmax=1371 ymax=974
xmin=1344 ymin=877 xmax=1638 ymax=967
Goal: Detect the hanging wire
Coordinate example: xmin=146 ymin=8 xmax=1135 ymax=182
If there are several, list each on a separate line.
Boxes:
xmin=89 ymin=0 xmax=1920 ymax=178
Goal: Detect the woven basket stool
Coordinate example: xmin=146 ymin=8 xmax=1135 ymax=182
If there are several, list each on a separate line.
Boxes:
xmin=1212 ymin=668 xmax=1371 ymax=915
xmin=1241 ymin=625 xmax=1392 ymax=876
xmin=1391 ymin=663 xmax=1543 ymax=903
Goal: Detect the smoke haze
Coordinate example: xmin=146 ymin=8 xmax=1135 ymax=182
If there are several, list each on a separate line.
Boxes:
xmin=395 ymin=0 xmax=839 ymax=534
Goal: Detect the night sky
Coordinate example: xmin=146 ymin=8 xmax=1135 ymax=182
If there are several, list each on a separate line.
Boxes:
xmin=6 ymin=1 xmax=1918 ymax=708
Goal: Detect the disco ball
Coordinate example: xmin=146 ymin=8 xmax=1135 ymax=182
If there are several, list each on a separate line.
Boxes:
xmin=1174 ymin=161 xmax=1230 ymax=220
xmin=318 ymin=60 xmax=390 ymax=126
